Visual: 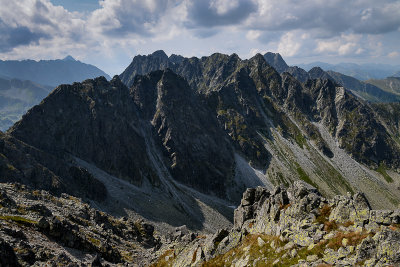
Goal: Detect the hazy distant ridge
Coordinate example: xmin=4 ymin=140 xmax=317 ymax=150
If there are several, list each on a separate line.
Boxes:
xmin=298 ymin=62 xmax=400 ymax=81
xmin=0 ymin=56 xmax=111 ymax=87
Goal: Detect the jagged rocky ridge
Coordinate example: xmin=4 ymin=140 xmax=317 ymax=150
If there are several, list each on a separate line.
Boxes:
xmin=120 ymin=50 xmax=400 ymax=206
xmin=9 ymin=72 xmax=234 ymax=198
xmin=1 ymin=50 xmax=400 ymax=234
xmin=262 ymin=52 xmax=400 ymax=103
xmin=121 ymin=50 xmax=400 ymax=169
xmin=156 ymin=182 xmax=400 ymax=266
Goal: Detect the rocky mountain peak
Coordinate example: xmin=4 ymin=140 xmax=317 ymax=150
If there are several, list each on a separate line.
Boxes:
xmin=249 ymin=53 xmax=268 ymax=66
xmin=169 ymin=54 xmax=185 ymax=64
xmin=263 ymin=52 xmax=289 ymax=73
xmin=151 ymin=50 xmax=168 ymax=59
xmin=308 ymin=66 xmax=333 ymax=80
xmin=62 ymin=55 xmax=76 ymax=61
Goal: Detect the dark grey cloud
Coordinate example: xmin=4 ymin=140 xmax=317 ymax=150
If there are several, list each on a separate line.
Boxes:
xmin=0 ymin=20 xmax=49 ymax=53
xmin=185 ymin=0 xmax=257 ymax=28
xmin=353 ymin=6 xmax=400 ymax=34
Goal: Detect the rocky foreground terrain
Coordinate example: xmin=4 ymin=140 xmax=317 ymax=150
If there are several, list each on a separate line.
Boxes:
xmin=154 ymin=181 xmax=400 ymax=266
xmin=0 ymin=182 xmax=159 ymax=266
xmin=2 ymin=181 xmax=399 ymax=266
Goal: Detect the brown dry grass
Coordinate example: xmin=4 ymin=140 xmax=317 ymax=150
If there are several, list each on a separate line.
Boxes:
xmin=327 ymin=231 xmax=370 ymax=250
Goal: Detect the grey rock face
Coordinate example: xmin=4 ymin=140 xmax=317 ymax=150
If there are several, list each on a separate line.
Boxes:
xmin=132 ymin=70 xmax=235 ymax=195
xmin=9 ymin=76 xmax=155 ymax=187
xmin=2 ymin=50 xmax=400 ymax=242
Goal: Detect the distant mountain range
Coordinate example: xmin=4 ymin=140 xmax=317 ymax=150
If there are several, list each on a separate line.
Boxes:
xmin=0 ymin=56 xmax=110 ymax=87
xmin=298 ymin=62 xmax=400 ymax=81
xmin=263 ymin=52 xmax=400 ymax=103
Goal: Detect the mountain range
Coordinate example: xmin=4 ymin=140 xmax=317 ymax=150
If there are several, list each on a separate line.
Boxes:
xmin=1 ymin=50 xmax=400 ymax=265
xmin=298 ymin=61 xmax=400 ymax=81
xmin=0 ymin=56 xmax=110 ymax=87
xmin=3 ymin=50 xmax=400 ymax=219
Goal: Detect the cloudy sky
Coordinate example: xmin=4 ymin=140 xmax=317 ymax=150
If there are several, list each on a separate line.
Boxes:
xmin=0 ymin=0 xmax=399 ymax=75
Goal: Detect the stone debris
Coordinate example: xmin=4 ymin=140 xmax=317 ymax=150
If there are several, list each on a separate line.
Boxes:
xmin=155 ymin=181 xmax=400 ymax=266
xmin=0 ymin=183 xmax=160 ymax=266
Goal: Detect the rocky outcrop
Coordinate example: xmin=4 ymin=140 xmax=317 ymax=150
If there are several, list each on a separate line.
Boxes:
xmin=286 ymin=66 xmax=310 ymax=83
xmin=158 ymin=182 xmax=400 ymax=266
xmin=0 ymin=182 xmax=160 ymax=266
xmin=263 ymin=53 xmax=400 ymax=103
xmin=308 ymin=67 xmax=333 ymax=81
